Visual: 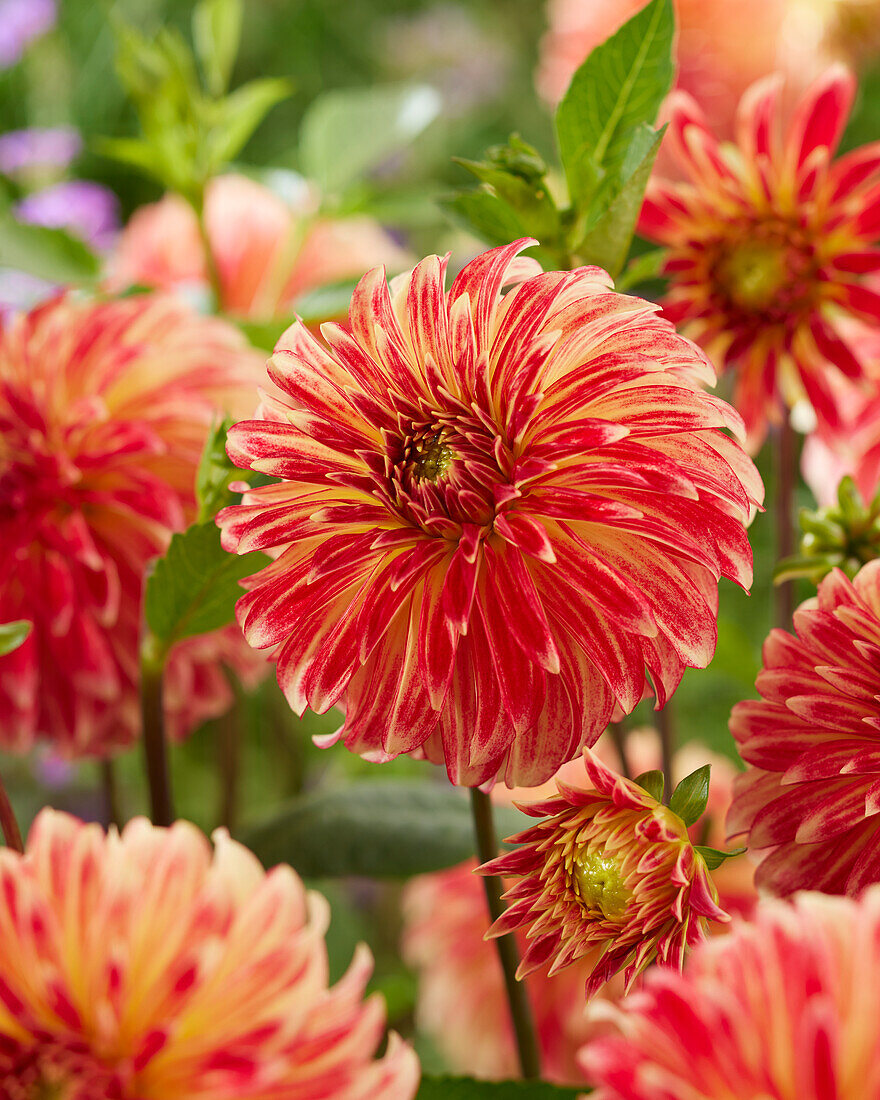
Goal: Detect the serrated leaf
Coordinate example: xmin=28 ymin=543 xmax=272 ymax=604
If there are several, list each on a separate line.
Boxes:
xmin=206 ymin=77 xmax=293 ymax=170
xmin=417 ymin=1076 xmax=583 ymax=1099
xmin=240 ymin=783 xmax=526 ymax=879
xmin=192 ymin=0 xmax=243 ymax=96
xmin=634 ymin=769 xmax=664 ymax=803
xmin=555 ymin=0 xmax=674 ymax=207
xmin=145 ymin=522 xmax=267 ymax=650
xmin=695 ymin=845 xmax=747 ymax=870
xmin=196 ymin=418 xmax=237 ymax=522
xmin=300 ymin=83 xmax=441 ymax=196
xmin=0 ymin=212 xmax=100 ymax=285
xmin=442 ymin=189 xmax=530 ymax=247
xmin=0 ymin=621 xmax=31 ymax=657
xmin=669 ymin=765 xmax=711 ymax=827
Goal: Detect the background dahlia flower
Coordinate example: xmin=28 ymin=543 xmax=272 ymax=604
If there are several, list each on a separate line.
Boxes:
xmin=0 ymin=809 xmax=419 ymax=1099
xmin=218 ymin=239 xmax=762 ymax=788
xmin=729 ymin=559 xmax=880 ymax=895
xmin=0 ymin=294 xmax=266 ymax=756
xmin=480 ymin=749 xmax=729 ymax=995
xmin=581 ymin=888 xmax=880 ymax=1099
xmin=640 ymin=65 xmax=880 ymax=449
xmin=110 ymin=173 xmax=412 ymax=322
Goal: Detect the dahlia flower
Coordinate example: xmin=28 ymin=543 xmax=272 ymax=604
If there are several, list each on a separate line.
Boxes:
xmin=640 ymin=66 xmax=880 ymax=449
xmin=581 ymin=888 xmax=880 ymax=1099
xmin=480 ymin=749 xmax=728 ymax=995
xmin=0 ymin=809 xmax=419 ymax=1099
xmin=0 ymin=294 xmax=264 ymax=756
xmin=729 ymin=559 xmax=880 ymax=895
xmin=218 ymin=239 xmax=762 ymax=787
xmin=110 ymin=173 xmax=411 ymax=321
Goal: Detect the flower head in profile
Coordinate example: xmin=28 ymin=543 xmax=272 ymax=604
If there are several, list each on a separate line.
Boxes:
xmin=640 ymin=66 xmax=880 ymax=449
xmin=0 ymin=294 xmax=263 ymax=756
xmin=581 ymin=888 xmax=880 ymax=1099
xmin=0 ymin=809 xmax=419 ymax=1099
xmin=728 ymin=559 xmax=880 ymax=895
xmin=218 ymin=240 xmax=761 ymax=788
xmin=479 ymin=750 xmax=728 ymax=995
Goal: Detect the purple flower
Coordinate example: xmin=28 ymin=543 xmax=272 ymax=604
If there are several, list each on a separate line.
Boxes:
xmin=0 ymin=127 xmax=81 ymax=176
xmin=0 ymin=0 xmax=56 ymax=69
xmin=15 ymin=180 xmax=120 ymax=251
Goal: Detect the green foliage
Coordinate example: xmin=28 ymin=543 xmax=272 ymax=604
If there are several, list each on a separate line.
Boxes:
xmin=195 ymin=418 xmax=239 ymax=522
xmin=192 ymin=0 xmax=243 ymax=97
xmin=634 ymin=769 xmax=664 ymax=802
xmin=0 ymin=208 xmax=100 ymax=285
xmin=417 ymin=1078 xmax=583 ymax=1099
xmin=144 ymin=522 xmax=267 ymax=655
xmin=240 ymin=782 xmax=525 ymax=879
xmin=696 ymin=844 xmax=748 ymax=871
xmin=668 ymin=765 xmax=711 ymax=827
xmin=0 ymin=621 xmax=31 ymax=657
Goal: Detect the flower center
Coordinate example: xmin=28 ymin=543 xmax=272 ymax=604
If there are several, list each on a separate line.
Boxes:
xmin=571 ymin=848 xmax=631 ymax=922
xmin=716 ymin=242 xmax=789 ymax=310
xmin=410 ymin=428 xmax=454 ymax=483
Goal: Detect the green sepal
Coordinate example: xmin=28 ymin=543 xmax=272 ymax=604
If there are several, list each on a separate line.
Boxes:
xmin=695 ymin=844 xmax=747 ymax=870
xmin=0 ymin=621 xmax=32 ymax=657
xmin=634 ymin=769 xmax=664 ymax=803
xmin=668 ymin=764 xmax=711 ymax=827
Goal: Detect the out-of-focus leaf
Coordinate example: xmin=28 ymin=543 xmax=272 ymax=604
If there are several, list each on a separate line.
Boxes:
xmin=300 ymin=83 xmax=441 ymax=196
xmin=417 ymin=1077 xmax=583 ymax=1099
xmin=291 ymin=279 xmax=359 ymax=324
xmin=240 ymin=782 xmax=526 ymax=879
xmin=616 ymin=245 xmax=666 ymax=292
xmin=205 ymin=77 xmax=293 ymax=170
xmin=0 ymin=621 xmax=31 ymax=657
xmin=0 ymin=212 xmax=100 ymax=284
xmin=669 ymin=765 xmax=711 ymax=827
xmin=192 ymin=0 xmax=243 ymax=96
xmin=145 ymin=522 xmax=267 ymax=651
xmin=442 ymin=189 xmax=530 ymax=247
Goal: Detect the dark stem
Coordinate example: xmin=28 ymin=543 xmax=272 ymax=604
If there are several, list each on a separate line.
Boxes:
xmin=100 ymin=757 xmax=121 ymax=830
xmin=0 ymin=768 xmax=23 ymax=853
xmin=217 ymin=707 xmax=241 ymax=833
xmin=469 ymin=788 xmax=542 ymax=1081
xmin=608 ymin=721 xmax=631 ymax=779
xmin=657 ymin=702 xmax=675 ymax=800
xmin=774 ymin=416 xmax=797 ymax=628
xmin=140 ymin=639 xmax=174 ymax=827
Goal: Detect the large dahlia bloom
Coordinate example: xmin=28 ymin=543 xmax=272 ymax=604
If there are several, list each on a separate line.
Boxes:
xmin=729 ymin=559 xmax=880 ymax=895
xmin=0 ymin=294 xmax=265 ymax=756
xmin=0 ymin=809 xmax=419 ymax=1099
xmin=480 ymin=750 xmax=728 ymax=995
xmin=640 ymin=66 xmax=880 ymax=449
xmin=581 ymin=888 xmax=880 ymax=1099
xmin=218 ymin=240 xmax=761 ymax=787
xmin=110 ymin=174 xmax=411 ymax=322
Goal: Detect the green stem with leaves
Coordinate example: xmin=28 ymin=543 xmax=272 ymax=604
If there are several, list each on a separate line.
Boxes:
xmin=0 ymin=768 xmax=23 ymax=853
xmin=470 ymin=788 xmax=542 ymax=1081
xmin=140 ymin=635 xmax=174 ymax=827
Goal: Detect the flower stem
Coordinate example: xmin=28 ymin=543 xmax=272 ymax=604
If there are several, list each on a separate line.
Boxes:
xmin=0 ymin=768 xmax=23 ymax=853
xmin=658 ymin=702 xmax=675 ymax=799
xmin=469 ymin=787 xmax=541 ymax=1081
xmin=140 ymin=637 xmax=174 ymax=827
xmin=608 ymin=721 xmax=631 ymax=779
xmin=774 ymin=416 xmax=798 ymax=628
xmin=217 ymin=707 xmax=241 ymax=833
xmin=100 ymin=757 xmax=121 ymax=830
xmin=191 ymin=190 xmax=224 ymax=309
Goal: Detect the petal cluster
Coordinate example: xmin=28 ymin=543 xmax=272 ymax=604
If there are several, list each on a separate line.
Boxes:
xmin=0 ymin=294 xmax=264 ymax=755
xmin=218 ymin=240 xmax=761 ymax=788
xmin=728 ymin=560 xmax=880 ymax=895
xmin=480 ymin=750 xmax=728 ymax=995
xmin=640 ymin=66 xmax=880 ymax=448
xmin=581 ymin=888 xmax=880 ymax=1099
xmin=0 ymin=810 xmax=419 ymax=1100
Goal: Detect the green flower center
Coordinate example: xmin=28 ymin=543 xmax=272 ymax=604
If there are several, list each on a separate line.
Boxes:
xmin=571 ymin=848 xmax=631 ymax=921
xmin=717 ymin=242 xmax=789 ymax=310
xmin=412 ymin=430 xmax=454 ymax=482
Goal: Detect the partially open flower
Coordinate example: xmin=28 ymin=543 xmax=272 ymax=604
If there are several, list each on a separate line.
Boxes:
xmin=480 ymin=750 xmax=728 ymax=995
xmin=0 ymin=809 xmax=420 ymax=1099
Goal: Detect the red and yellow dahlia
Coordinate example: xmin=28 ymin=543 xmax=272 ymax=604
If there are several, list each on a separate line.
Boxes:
xmin=640 ymin=66 xmax=880 ymax=449
xmin=0 ymin=809 xmax=419 ymax=1099
xmin=728 ymin=559 xmax=880 ymax=895
xmin=479 ymin=750 xmax=728 ymax=995
xmin=218 ymin=240 xmax=762 ymax=787
xmin=0 ymin=295 xmax=264 ymax=756
xmin=581 ymin=888 xmax=880 ymax=1099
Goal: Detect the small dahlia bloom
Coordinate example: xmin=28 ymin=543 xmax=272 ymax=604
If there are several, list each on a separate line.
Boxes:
xmin=218 ymin=240 xmax=761 ymax=788
xmin=480 ymin=750 xmax=728 ymax=995
xmin=729 ymin=559 xmax=880 ymax=895
xmin=640 ymin=66 xmax=880 ymax=450
xmin=110 ymin=173 xmax=411 ymax=321
xmin=0 ymin=809 xmax=419 ymax=1099
xmin=581 ymin=888 xmax=880 ymax=1099
xmin=0 ymin=294 xmax=264 ymax=755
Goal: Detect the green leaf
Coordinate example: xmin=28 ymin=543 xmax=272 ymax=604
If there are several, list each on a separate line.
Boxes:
xmin=576 ymin=124 xmax=664 ymax=276
xmin=669 ymin=765 xmax=711 ymax=827
xmin=417 ymin=1077 xmax=583 ymax=1099
xmin=93 ymin=136 xmax=165 ymax=182
xmin=300 ymin=83 xmax=441 ymax=196
xmin=0 ymin=621 xmax=31 ymax=657
xmin=555 ymin=0 xmax=674 ymax=208
xmin=145 ymin=522 xmax=267 ymax=651
xmin=0 ymin=212 xmax=100 ymax=285
xmin=291 ymin=278 xmax=359 ymax=324
xmin=192 ymin=0 xmax=243 ymax=96
xmin=206 ymin=77 xmax=293 ymax=170
xmin=442 ymin=189 xmax=530 ymax=247
xmin=615 ymin=245 xmax=667 ymax=292
xmin=195 ymin=418 xmax=238 ymax=522
xmin=695 ymin=845 xmax=747 ymax=871
xmin=634 ymin=769 xmax=664 ymax=803
xmin=240 ymin=782 xmax=526 ymax=879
